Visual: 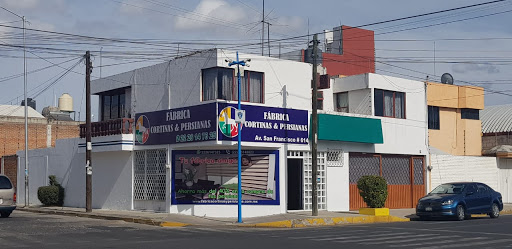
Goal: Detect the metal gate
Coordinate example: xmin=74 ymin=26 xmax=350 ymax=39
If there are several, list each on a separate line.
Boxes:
xmin=349 ymin=153 xmax=425 ymax=210
xmin=134 ymin=149 xmax=167 ymax=211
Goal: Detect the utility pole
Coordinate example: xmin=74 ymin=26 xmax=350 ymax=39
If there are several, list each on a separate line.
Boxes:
xmin=85 ymin=51 xmax=93 ymax=213
xmin=267 ymin=22 xmax=271 ymax=57
xmin=1 ymin=7 xmax=29 ymax=207
xmin=227 ymin=53 xmax=249 ymax=223
xmin=311 ymin=34 xmax=319 ymax=216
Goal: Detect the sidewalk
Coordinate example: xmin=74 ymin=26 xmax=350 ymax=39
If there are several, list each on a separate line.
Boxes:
xmin=16 ymin=204 xmax=512 ymax=229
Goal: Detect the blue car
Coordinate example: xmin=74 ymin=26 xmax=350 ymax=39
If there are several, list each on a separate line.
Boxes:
xmin=416 ymin=182 xmax=503 ymax=221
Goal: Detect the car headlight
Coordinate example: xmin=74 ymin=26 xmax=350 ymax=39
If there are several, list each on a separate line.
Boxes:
xmin=441 ymin=200 xmax=454 ymax=205
xmin=417 ymin=202 xmax=423 ymax=208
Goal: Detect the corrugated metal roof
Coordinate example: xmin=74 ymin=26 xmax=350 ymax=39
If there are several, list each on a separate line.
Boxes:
xmin=0 ymin=105 xmax=44 ymax=118
xmin=480 ymin=104 xmax=512 ymax=133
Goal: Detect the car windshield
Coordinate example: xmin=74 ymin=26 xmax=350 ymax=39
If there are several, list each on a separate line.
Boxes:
xmin=430 ymin=184 xmax=465 ymax=194
xmin=0 ymin=176 xmax=12 ymax=189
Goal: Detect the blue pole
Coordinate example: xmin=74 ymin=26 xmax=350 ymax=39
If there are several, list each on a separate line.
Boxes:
xmin=236 ymin=52 xmax=242 ymax=223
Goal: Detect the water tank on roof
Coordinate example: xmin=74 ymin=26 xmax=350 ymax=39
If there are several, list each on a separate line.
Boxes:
xmin=21 ymin=98 xmax=36 ymax=110
xmin=58 ymin=93 xmax=73 ymax=112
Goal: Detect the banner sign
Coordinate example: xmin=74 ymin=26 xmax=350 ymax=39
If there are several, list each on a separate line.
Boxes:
xmin=171 ymin=150 xmax=279 ymax=205
xmin=218 ymin=103 xmax=309 ymax=144
xmin=134 ymin=102 xmax=309 ymax=145
xmin=134 ymin=103 xmax=217 ymax=145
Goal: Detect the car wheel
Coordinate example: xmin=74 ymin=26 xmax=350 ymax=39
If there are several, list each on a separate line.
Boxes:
xmin=456 ymin=205 xmax=465 ymax=221
xmin=0 ymin=211 xmax=11 ymax=218
xmin=489 ymin=203 xmax=500 ymax=218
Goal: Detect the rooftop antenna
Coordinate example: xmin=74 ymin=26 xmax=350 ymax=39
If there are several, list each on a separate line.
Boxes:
xmin=261 ymin=0 xmax=264 ymax=56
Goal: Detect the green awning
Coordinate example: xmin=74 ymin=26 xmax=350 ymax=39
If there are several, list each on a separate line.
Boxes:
xmin=316 ymin=114 xmax=383 ymax=144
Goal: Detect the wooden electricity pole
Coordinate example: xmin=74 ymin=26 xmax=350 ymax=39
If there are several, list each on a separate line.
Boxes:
xmin=85 ymin=51 xmax=92 ymax=213
xmin=311 ymin=34 xmax=319 ymax=216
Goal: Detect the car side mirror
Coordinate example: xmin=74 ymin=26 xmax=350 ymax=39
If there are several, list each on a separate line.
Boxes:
xmin=466 ymin=191 xmax=474 ymax=196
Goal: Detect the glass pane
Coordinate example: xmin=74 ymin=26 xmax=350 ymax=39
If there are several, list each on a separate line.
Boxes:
xmin=233 ymin=75 xmax=248 ymax=102
xmin=336 ymin=92 xmax=348 ymax=112
xmin=0 ymin=176 xmax=12 ymax=189
xmin=374 ymin=89 xmax=383 ymax=116
xmin=394 ymin=92 xmax=405 ymax=118
xmin=119 ymin=93 xmax=126 ymax=118
xmin=384 ymin=91 xmax=393 ymax=117
xmin=249 ymin=72 xmax=263 ymax=103
xmin=219 ymin=68 xmax=234 ymax=100
xmin=103 ymin=95 xmax=111 ymax=121
xmin=111 ymin=95 xmax=119 ymax=119
xmin=202 ymin=68 xmax=218 ymax=101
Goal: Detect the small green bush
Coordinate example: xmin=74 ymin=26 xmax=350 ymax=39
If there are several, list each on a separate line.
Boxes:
xmin=357 ymin=175 xmax=388 ymax=208
xmin=37 ymin=175 xmax=64 ymax=206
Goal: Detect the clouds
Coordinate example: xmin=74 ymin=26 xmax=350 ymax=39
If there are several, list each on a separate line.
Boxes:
xmin=452 ymin=63 xmax=500 ymax=74
xmin=174 ymin=0 xmax=250 ymax=31
xmin=0 ymin=0 xmax=40 ymax=9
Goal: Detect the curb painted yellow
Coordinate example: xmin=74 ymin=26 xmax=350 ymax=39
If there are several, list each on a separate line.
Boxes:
xmin=501 ymin=209 xmax=512 ymax=215
xmin=160 ymin=222 xmax=189 ymax=227
xmin=241 ymin=215 xmax=409 ymax=228
xmin=359 ymin=208 xmax=390 ymax=216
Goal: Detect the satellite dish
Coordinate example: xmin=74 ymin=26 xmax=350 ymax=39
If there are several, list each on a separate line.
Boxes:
xmin=441 ymin=73 xmax=454 ymax=85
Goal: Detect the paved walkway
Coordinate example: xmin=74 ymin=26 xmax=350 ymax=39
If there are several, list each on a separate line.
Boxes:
xmin=16 ymin=204 xmax=512 ymax=228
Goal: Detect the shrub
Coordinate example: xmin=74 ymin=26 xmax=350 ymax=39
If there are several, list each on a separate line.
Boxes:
xmin=37 ymin=175 xmax=64 ymax=206
xmin=357 ymin=175 xmax=388 ymax=208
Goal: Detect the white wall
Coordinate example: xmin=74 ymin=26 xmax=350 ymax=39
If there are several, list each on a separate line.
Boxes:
xmin=498 ymin=158 xmax=512 ymax=203
xmin=430 ymin=154 xmax=498 ymax=191
xmin=17 ymin=138 xmax=133 ymax=210
xmin=218 ymin=50 xmax=312 ymax=110
xmin=326 ymin=152 xmax=349 ymax=211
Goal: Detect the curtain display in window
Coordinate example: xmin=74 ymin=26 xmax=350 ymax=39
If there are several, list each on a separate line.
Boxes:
xmin=220 ymin=68 xmax=233 ymax=100
xmin=336 ymin=92 xmax=349 ymax=112
xmin=202 ymin=67 xmax=263 ymax=103
xmin=374 ymin=89 xmax=406 ymax=119
xmin=383 ymin=91 xmax=394 ymax=117
xmin=394 ymin=92 xmax=405 ymax=119
xmin=249 ymin=72 xmax=263 ymax=103
xmin=202 ymin=68 xmax=218 ymax=101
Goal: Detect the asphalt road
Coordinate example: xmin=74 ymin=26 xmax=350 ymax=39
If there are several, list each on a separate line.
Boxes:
xmin=1 ymin=211 xmax=512 ymax=249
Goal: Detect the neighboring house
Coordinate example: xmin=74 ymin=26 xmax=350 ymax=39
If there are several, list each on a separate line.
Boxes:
xmin=18 ymin=49 xmax=430 ymax=217
xmin=426 ymin=82 xmax=484 ymax=156
xmin=0 ymin=104 xmax=80 ymax=188
xmin=280 ymin=25 xmax=375 ymax=77
xmin=481 ymin=104 xmax=512 ymax=203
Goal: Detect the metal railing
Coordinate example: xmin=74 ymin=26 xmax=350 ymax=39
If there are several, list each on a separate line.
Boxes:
xmin=80 ymin=118 xmax=133 ymax=138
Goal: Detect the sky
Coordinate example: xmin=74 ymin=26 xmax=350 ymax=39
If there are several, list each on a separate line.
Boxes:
xmin=0 ymin=0 xmax=511 ymax=121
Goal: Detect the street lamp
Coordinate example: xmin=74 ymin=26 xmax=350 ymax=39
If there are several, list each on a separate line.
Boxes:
xmin=227 ymin=52 xmax=249 ymax=223
xmin=1 ymin=7 xmax=28 ymax=207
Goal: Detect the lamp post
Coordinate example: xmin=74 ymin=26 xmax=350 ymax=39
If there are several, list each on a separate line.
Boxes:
xmin=227 ymin=52 xmax=249 ymax=223
xmin=1 ymin=7 xmax=28 ymax=207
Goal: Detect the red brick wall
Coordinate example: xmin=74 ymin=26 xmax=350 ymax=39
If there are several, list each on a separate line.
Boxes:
xmin=0 ymin=120 xmax=80 ymax=158
xmin=1 ymin=155 xmax=18 ymax=189
xmin=322 ymin=26 xmax=375 ymax=76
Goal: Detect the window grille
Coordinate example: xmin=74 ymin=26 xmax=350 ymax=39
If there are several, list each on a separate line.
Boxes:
xmin=134 ymin=149 xmax=167 ymax=201
xmin=327 ymin=150 xmax=344 ymax=167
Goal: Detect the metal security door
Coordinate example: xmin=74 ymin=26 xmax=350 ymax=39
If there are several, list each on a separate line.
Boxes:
xmin=134 ymin=149 xmax=167 ymax=211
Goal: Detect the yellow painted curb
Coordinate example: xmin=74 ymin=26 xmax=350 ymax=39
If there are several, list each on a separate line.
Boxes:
xmin=501 ymin=209 xmax=512 ymax=215
xmin=159 ymin=222 xmax=189 ymax=227
xmin=240 ymin=215 xmax=409 ymax=228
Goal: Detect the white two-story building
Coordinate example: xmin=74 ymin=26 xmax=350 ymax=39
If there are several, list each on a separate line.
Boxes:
xmin=18 ymin=49 xmax=428 ymax=217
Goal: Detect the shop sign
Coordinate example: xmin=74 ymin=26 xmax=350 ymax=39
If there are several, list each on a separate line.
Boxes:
xmin=171 ymin=150 xmax=280 ymax=205
xmin=134 ymin=103 xmax=217 ymax=145
xmin=218 ymin=103 xmax=309 ymax=144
